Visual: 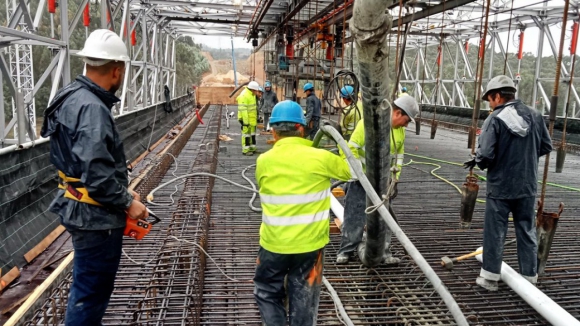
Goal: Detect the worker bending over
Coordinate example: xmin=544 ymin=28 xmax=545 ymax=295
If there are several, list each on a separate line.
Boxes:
xmin=261 ymin=80 xmax=278 ymax=131
xmin=40 ymin=29 xmax=148 ymax=325
xmin=254 ymin=100 xmax=353 ymax=326
xmin=303 ymin=82 xmax=322 ymax=140
xmin=237 ymin=81 xmax=261 ymax=155
xmin=336 ymin=96 xmax=419 ymax=264
xmin=338 ymin=85 xmax=363 ymax=141
xmin=464 ymin=75 xmax=552 ymax=291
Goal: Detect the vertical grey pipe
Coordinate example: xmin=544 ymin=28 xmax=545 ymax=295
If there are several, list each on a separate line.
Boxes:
xmin=350 ymin=0 xmax=394 ymax=267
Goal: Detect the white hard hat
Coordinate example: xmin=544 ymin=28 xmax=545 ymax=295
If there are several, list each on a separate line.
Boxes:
xmin=248 ymin=81 xmax=260 ymax=91
xmin=393 ymin=96 xmax=419 ymax=123
xmin=482 ymin=75 xmax=516 ymax=101
xmin=75 ymin=29 xmax=130 ymax=65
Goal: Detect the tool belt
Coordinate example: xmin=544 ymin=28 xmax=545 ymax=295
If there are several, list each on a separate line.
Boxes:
xmin=57 ymin=170 xmax=102 ymax=206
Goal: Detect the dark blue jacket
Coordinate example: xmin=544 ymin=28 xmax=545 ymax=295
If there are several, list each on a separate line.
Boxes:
xmin=305 ymin=93 xmax=321 ymax=124
xmin=40 ymin=75 xmax=133 ymax=230
xmin=476 ymin=99 xmax=552 ymax=199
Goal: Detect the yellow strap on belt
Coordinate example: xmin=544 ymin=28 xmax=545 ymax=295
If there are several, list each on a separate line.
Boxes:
xmin=57 ymin=170 xmax=102 ymax=206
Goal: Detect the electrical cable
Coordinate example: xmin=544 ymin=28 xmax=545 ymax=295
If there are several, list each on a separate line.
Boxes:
xmin=324 ymin=69 xmax=361 ymax=134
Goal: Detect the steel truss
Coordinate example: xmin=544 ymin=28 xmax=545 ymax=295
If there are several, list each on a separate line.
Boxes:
xmin=256 ymin=0 xmax=580 ymax=117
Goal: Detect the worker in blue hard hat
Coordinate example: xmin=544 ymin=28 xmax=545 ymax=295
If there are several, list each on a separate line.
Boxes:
xmin=303 ymin=82 xmax=321 ymax=140
xmin=254 ymin=100 xmax=352 ymax=326
xmin=398 ymin=86 xmax=409 ymax=97
xmin=261 ymin=80 xmax=278 ymax=131
xmin=338 ymin=85 xmax=363 ymax=141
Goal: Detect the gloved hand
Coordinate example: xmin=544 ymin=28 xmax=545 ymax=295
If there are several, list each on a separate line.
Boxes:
xmin=463 ymin=158 xmax=476 ymax=169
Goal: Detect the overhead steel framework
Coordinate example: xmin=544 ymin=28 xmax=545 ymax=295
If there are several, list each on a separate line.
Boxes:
xmin=2 ymin=0 xmax=580 ymax=146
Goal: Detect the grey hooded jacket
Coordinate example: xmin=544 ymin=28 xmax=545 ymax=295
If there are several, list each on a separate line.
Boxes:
xmin=261 ymin=90 xmax=278 ymax=113
xmin=476 ymin=99 xmax=552 ymax=199
xmin=41 ymin=75 xmax=133 ymax=230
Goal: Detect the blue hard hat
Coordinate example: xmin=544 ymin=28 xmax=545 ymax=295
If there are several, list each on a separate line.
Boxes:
xmin=259 ymin=87 xmax=264 ymax=92
xmin=265 ymin=81 xmax=272 ymax=88
xmin=270 ymin=100 xmax=306 ymax=126
xmin=340 ymin=85 xmax=354 ymax=98
xmin=303 ymin=82 xmax=314 ymax=92
xmin=402 ymin=86 xmax=408 ymax=92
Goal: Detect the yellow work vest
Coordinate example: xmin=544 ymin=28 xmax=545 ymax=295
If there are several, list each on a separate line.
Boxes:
xmin=256 ymin=137 xmax=352 ymax=254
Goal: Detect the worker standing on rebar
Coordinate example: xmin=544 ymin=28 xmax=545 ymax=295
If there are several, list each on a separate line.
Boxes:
xmin=336 ymin=96 xmax=420 ymax=264
xmin=338 ymin=85 xmax=363 ymax=141
xmin=254 ymin=100 xmax=353 ymax=326
xmin=40 ymin=29 xmax=148 ymax=325
xmin=464 ymin=75 xmax=552 ymax=291
xmin=237 ymin=81 xmax=261 ymax=155
xmin=303 ymin=82 xmax=322 ymax=140
xmin=261 ymin=80 xmax=278 ymax=131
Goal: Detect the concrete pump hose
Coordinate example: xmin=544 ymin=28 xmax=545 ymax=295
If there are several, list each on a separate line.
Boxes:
xmin=316 ymin=125 xmax=469 ymax=326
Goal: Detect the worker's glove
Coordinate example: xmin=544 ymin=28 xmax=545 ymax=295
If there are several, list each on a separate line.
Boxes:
xmin=463 ymin=158 xmax=477 ymax=170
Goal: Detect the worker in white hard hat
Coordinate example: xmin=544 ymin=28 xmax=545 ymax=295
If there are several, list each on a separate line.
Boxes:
xmin=40 ymin=29 xmax=148 ymax=325
xmin=336 ymin=96 xmax=420 ymax=265
xmin=463 ymin=75 xmax=553 ymax=291
xmin=237 ymin=81 xmax=261 ymax=155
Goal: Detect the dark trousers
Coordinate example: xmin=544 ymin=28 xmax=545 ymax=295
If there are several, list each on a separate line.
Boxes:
xmin=308 ymin=118 xmax=320 ymax=140
xmin=254 ymin=247 xmax=324 ymax=326
xmin=263 ymin=112 xmax=271 ymax=131
xmin=338 ymin=181 xmax=393 ymax=257
xmin=482 ymin=197 xmax=537 ymax=279
xmin=65 ymin=227 xmax=124 ymax=326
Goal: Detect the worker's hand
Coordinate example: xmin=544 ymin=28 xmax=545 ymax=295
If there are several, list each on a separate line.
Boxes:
xmin=463 ymin=158 xmax=476 ymax=170
xmin=126 ymin=200 xmax=149 ymax=220
xmin=129 ymin=189 xmax=141 ymax=202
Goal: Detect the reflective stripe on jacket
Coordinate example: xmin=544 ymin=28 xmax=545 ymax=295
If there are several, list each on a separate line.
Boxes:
xmin=256 ymin=137 xmax=352 ymax=254
xmin=341 ymin=121 xmax=405 ymax=179
xmin=236 ymin=87 xmax=258 ymax=126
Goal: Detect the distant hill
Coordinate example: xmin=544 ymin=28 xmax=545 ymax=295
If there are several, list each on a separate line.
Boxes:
xmin=201 ymin=45 xmax=252 ymax=61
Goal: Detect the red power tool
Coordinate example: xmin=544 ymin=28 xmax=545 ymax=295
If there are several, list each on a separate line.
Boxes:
xmin=124 ymin=208 xmax=160 ymax=240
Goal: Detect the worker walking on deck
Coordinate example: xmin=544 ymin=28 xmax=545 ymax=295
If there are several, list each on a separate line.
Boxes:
xmin=237 ymin=81 xmax=261 ymax=155
xmin=398 ymin=86 xmax=409 ymax=97
xmin=336 ymin=96 xmax=420 ymax=264
xmin=261 ymin=80 xmax=278 ymax=131
xmin=304 ymin=82 xmax=321 ymax=140
xmin=338 ymin=85 xmax=363 ymax=141
xmin=254 ymin=100 xmax=353 ymax=326
xmin=464 ymin=75 xmax=553 ymax=291
xmin=40 ymin=29 xmax=148 ymax=325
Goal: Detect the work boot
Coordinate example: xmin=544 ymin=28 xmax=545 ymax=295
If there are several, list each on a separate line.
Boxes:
xmin=521 ymin=274 xmax=538 ymax=285
xmin=243 ymin=152 xmax=254 ymax=156
xmin=336 ymin=253 xmax=351 ymax=264
xmin=476 ymin=276 xmax=499 ymax=291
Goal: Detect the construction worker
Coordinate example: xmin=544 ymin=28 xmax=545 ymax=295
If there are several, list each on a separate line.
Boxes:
xmin=399 ymin=86 xmax=409 ymax=97
xmin=463 ymin=75 xmax=552 ymax=291
xmin=338 ymin=85 xmax=363 ymax=141
xmin=40 ymin=29 xmax=148 ymax=325
xmin=303 ymin=82 xmax=321 ymax=140
xmin=336 ymin=96 xmax=420 ymax=264
xmin=261 ymin=80 xmax=278 ymax=131
xmin=237 ymin=81 xmax=261 ymax=155
xmin=254 ymin=100 xmax=353 ymax=326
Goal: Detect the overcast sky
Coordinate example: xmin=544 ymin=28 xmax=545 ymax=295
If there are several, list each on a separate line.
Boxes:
xmin=193 ymin=0 xmax=572 ymax=58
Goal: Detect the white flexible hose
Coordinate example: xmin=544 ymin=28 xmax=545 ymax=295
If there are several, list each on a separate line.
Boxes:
xmin=322 ymin=276 xmax=356 ymax=326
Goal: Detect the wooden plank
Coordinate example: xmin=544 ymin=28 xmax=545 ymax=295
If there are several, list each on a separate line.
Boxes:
xmin=4 ymin=252 xmax=74 ymax=326
xmin=23 ymin=225 xmax=66 ymax=263
xmin=0 ymin=267 xmax=20 ymax=292
xmin=1 ymin=293 xmax=31 ymax=315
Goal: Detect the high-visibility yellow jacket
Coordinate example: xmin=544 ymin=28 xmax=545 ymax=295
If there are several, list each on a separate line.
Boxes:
xmin=256 ymin=137 xmax=352 ymax=254
xmin=237 ymin=87 xmax=258 ymax=126
xmin=340 ymin=101 xmax=363 ymax=139
xmin=341 ymin=121 xmax=405 ymax=179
